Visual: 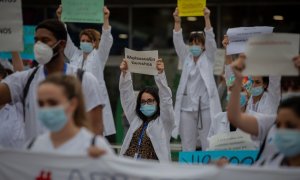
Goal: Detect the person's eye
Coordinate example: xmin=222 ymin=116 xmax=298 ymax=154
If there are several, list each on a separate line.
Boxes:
xmin=48 ymin=99 xmax=59 ymax=106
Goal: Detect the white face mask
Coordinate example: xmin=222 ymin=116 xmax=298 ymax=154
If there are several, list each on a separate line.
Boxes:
xmin=34 ymin=41 xmax=60 ymax=65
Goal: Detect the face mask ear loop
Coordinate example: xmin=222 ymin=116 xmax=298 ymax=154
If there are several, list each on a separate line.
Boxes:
xmin=51 ymin=40 xmax=61 ymax=58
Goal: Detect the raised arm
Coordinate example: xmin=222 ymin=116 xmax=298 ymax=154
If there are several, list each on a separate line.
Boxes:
xmin=11 ymin=52 xmax=24 ymax=71
xmin=119 ymin=59 xmax=137 ymax=124
xmin=56 ymin=5 xmax=82 ymax=61
xmin=96 ymin=6 xmax=113 ymax=68
xmin=203 ymin=7 xmax=217 ymax=63
xmin=155 ymin=59 xmax=175 ymax=133
xmin=227 ymin=58 xmax=259 ymax=136
xmin=173 ymin=7 xmax=189 ymax=62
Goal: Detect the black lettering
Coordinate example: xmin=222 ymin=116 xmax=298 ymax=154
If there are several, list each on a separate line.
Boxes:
xmin=0 ymin=0 xmax=17 ymax=3
xmin=0 ymin=28 xmax=12 ymax=34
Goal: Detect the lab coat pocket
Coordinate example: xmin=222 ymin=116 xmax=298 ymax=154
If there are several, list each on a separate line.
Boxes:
xmin=181 ymin=95 xmax=193 ymax=111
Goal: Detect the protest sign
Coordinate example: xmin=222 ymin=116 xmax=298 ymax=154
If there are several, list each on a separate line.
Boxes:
xmin=61 ymin=0 xmax=104 ymax=23
xmin=244 ymin=33 xmax=300 ymax=76
xmin=179 ymin=150 xmax=258 ymax=165
xmin=125 ymin=48 xmax=158 ymax=75
xmin=1 ymin=149 xmax=299 ymax=180
xmin=0 ymin=0 xmax=23 ymax=51
xmin=0 ymin=26 xmax=35 ymax=60
xmin=213 ymin=49 xmax=226 ymax=75
xmin=178 ymin=0 xmax=206 ymax=17
xmin=208 ymin=131 xmax=257 ymax=151
xmin=226 ymin=26 xmax=273 ymax=55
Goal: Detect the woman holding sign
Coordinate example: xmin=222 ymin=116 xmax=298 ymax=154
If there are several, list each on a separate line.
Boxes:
xmin=227 ymin=59 xmax=300 ymax=167
xmin=56 ymin=5 xmax=115 ymax=137
xmin=119 ymin=59 xmax=175 ymax=162
xmin=172 ymin=7 xmax=222 ymax=151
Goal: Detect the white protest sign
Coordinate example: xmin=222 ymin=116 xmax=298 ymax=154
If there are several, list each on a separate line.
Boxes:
xmin=125 ymin=48 xmax=158 ymax=75
xmin=0 ymin=0 xmax=23 ymax=51
xmin=208 ymin=130 xmax=257 ymax=150
xmin=213 ymin=49 xmax=226 ymax=75
xmin=226 ymin=26 xmax=274 ymax=55
xmin=244 ymin=33 xmax=300 ymax=76
xmin=1 ymin=149 xmax=300 ymax=180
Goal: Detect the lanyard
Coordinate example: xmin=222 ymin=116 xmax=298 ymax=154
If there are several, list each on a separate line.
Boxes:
xmin=43 ymin=63 xmax=67 ymax=77
xmin=136 ymin=122 xmax=149 ymax=155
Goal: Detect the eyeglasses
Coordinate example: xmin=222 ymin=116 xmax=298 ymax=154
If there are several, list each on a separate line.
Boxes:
xmin=190 ymin=31 xmax=204 ymax=35
xmin=141 ymin=99 xmax=156 ymax=105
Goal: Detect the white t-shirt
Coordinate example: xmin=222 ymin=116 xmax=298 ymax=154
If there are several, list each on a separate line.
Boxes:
xmin=0 ymin=102 xmax=25 ymax=149
xmin=2 ymin=64 xmax=104 ymax=141
xmin=28 ymin=127 xmax=114 ymax=155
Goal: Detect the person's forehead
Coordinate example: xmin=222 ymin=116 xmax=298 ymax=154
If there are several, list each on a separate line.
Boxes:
xmin=141 ymin=92 xmax=154 ymax=99
xmin=35 ymin=28 xmax=56 ymax=39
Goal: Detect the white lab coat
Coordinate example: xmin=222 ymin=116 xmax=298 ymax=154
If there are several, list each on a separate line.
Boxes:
xmin=119 ymin=72 xmax=175 ymax=162
xmin=246 ymin=76 xmax=281 ymax=114
xmin=172 ymin=28 xmax=222 ymax=138
xmin=64 ymin=26 xmax=116 ymax=136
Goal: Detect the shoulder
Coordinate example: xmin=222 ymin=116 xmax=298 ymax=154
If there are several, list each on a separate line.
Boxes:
xmin=29 ymin=133 xmax=50 ymax=151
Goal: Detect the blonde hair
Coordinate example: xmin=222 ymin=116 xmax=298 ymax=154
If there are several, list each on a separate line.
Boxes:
xmin=79 ymin=29 xmax=101 ymax=49
xmin=39 ymin=73 xmax=87 ymax=127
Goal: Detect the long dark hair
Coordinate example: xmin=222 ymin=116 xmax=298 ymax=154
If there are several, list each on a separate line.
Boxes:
xmin=135 ymin=86 xmax=160 ymax=121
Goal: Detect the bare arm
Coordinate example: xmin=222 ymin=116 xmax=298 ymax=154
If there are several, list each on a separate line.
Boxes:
xmin=87 ymin=105 xmax=103 ymax=135
xmin=11 ymin=52 xmax=24 ymax=71
xmin=204 ymin=7 xmax=212 ymax=30
xmin=227 ymin=59 xmax=259 ymax=136
xmin=173 ymin=7 xmax=181 ymax=32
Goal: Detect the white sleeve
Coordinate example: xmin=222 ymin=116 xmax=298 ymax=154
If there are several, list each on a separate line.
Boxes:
xmin=2 ymin=69 xmax=33 ymax=103
xmin=173 ymin=29 xmax=190 ymax=64
xmin=154 ymin=72 xmax=175 ymax=134
xmin=204 ymin=28 xmax=217 ymax=64
xmin=251 ymin=113 xmax=276 ymax=142
xmin=64 ymin=25 xmax=83 ymax=62
xmin=119 ymin=72 xmax=137 ymax=124
xmin=96 ymin=136 xmax=115 ymax=155
xmin=81 ymin=72 xmax=105 ymax=111
xmin=96 ymin=26 xmax=113 ymax=68
xmin=267 ymin=75 xmax=281 ymax=107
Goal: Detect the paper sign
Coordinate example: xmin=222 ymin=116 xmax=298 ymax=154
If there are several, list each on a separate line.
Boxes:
xmin=61 ymin=0 xmax=104 ymax=23
xmin=0 ymin=26 xmax=35 ymax=60
xmin=178 ymin=0 xmax=206 ymax=17
xmin=179 ymin=150 xmax=258 ymax=165
xmin=213 ymin=49 xmax=226 ymax=75
xmin=208 ymin=131 xmax=257 ymax=150
xmin=0 ymin=0 xmax=23 ymax=51
xmin=226 ymin=26 xmax=274 ymax=55
xmin=125 ymin=48 xmax=158 ymax=75
xmin=243 ymin=33 xmax=300 ymax=76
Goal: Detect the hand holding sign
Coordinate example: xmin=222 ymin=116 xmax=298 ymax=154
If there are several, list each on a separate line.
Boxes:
xmin=203 ymin=7 xmax=210 ymax=18
xmin=173 ymin=7 xmax=181 ymax=23
xmin=120 ymin=59 xmax=128 ymax=76
xmin=104 ymin=6 xmax=110 ymax=20
xmin=156 ymin=59 xmax=164 ymax=74
xmin=56 ymin=5 xmax=62 ymax=21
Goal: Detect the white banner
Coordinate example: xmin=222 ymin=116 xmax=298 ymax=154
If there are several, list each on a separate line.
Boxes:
xmin=244 ymin=33 xmax=300 ymax=76
xmin=226 ymin=26 xmax=273 ymax=55
xmin=0 ymin=149 xmax=300 ymax=180
xmin=208 ymin=131 xmax=257 ymax=150
xmin=0 ymin=0 xmax=23 ymax=51
xmin=125 ymin=48 xmax=158 ymax=75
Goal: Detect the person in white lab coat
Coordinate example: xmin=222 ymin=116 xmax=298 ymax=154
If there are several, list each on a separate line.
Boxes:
xmin=172 ymin=7 xmax=222 ymax=151
xmin=28 ymin=74 xmax=114 ymax=157
xmin=246 ymin=75 xmax=281 ymax=115
xmin=227 ymin=56 xmax=300 ymax=167
xmin=119 ymin=59 xmax=175 ymax=162
xmin=56 ymin=5 xmax=115 ymax=136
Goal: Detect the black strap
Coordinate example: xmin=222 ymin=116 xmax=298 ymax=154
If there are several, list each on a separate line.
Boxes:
xmin=76 ymin=69 xmax=85 ymax=83
xmin=255 ymin=132 xmax=268 ymax=162
xmin=91 ymin=135 xmax=97 ymax=146
xmin=27 ymin=137 xmax=36 ymax=149
xmin=22 ymin=67 xmax=40 ymax=119
xmin=229 ymin=123 xmax=237 ymax=132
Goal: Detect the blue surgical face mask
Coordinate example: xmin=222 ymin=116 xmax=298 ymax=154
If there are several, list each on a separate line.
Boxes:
xmin=80 ymin=42 xmax=93 ymax=53
xmin=274 ymin=129 xmax=300 ymax=157
xmin=189 ymin=45 xmax=202 ymax=57
xmin=250 ymin=86 xmax=264 ymax=97
xmin=38 ymin=106 xmax=68 ymax=132
xmin=140 ymin=104 xmax=157 ymax=117
xmin=226 ymin=92 xmax=247 ymax=107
